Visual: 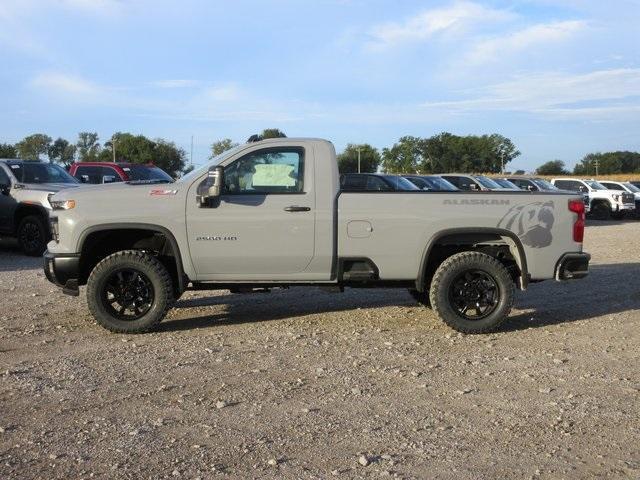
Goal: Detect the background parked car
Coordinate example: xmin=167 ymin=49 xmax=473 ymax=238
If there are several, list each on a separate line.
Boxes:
xmin=403 ymin=175 xmax=459 ymax=191
xmin=598 ymin=180 xmax=640 ymax=218
xmin=69 ymin=162 xmax=173 ymax=184
xmin=340 ymin=173 xmax=419 ymax=191
xmin=0 ymin=159 xmax=79 ymax=255
xmin=492 ymin=178 xmax=521 ymax=190
xmin=629 ymin=181 xmax=640 ymax=189
xmin=440 ymin=174 xmax=506 ymax=191
xmin=506 ymin=175 xmax=590 ymax=213
xmin=551 ymin=178 xmax=634 ymax=220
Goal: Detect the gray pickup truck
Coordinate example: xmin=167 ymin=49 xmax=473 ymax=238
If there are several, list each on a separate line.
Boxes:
xmin=44 ymin=138 xmax=590 ymax=334
xmin=0 ymin=160 xmax=79 ymax=255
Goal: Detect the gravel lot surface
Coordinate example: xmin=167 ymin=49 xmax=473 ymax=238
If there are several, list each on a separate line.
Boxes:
xmin=1 ymin=221 xmax=639 ymax=479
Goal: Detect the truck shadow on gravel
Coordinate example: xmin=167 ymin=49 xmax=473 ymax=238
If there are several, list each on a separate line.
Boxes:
xmin=0 ymin=241 xmax=41 ymax=272
xmin=162 ymin=263 xmax=640 ymax=333
xmin=504 ymin=262 xmax=640 ymax=331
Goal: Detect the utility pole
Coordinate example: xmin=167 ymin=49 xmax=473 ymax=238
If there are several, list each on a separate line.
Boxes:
xmin=190 ymin=135 xmax=194 ymax=167
xmin=111 ymin=135 xmax=116 ymax=162
xmin=594 ymin=159 xmax=599 ymax=176
xmin=357 ymin=147 xmax=361 ymax=173
xmin=500 ymin=151 xmax=504 ymax=175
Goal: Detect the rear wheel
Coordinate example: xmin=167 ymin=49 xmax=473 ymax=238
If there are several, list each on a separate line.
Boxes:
xmin=17 ymin=215 xmax=48 ymax=256
xmin=87 ymin=250 xmax=174 ymax=333
xmin=429 ymin=251 xmax=515 ymax=334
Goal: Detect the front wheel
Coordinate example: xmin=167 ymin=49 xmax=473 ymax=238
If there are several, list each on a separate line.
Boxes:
xmin=590 ymin=202 xmax=611 ymax=220
xmin=87 ymin=250 xmax=174 ymax=333
xmin=17 ymin=215 xmax=48 ymax=256
xmin=429 ymin=252 xmax=515 ymax=334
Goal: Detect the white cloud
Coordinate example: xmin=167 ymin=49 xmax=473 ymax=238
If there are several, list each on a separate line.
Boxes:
xmin=57 ymin=0 xmax=124 ymax=15
xmin=368 ymin=1 xmax=513 ymax=48
xmin=468 ymin=20 xmax=586 ymax=64
xmin=30 ymin=72 xmax=101 ymax=97
xmin=422 ymin=68 xmax=640 ymax=117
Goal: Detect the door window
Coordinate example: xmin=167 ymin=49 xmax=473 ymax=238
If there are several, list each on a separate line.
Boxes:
xmin=223 ymin=148 xmax=304 ymax=194
xmin=553 ymin=180 xmax=583 ymax=192
xmin=0 ymin=167 xmax=9 ymax=185
xmin=74 ymin=166 xmax=103 ymax=184
xmin=366 ymin=175 xmax=392 ymax=191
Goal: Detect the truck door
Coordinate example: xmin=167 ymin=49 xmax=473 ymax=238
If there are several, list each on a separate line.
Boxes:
xmin=0 ymin=166 xmax=17 ymax=234
xmin=186 ymin=146 xmax=316 ymax=277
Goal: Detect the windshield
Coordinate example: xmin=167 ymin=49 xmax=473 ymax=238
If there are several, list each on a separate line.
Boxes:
xmin=623 ymin=182 xmax=640 ymax=193
xmin=382 ymin=175 xmax=420 ymax=190
xmin=179 ymin=144 xmax=248 ymax=183
xmin=532 ymin=178 xmax=559 ymax=191
xmin=124 ymin=165 xmax=173 ymax=182
xmin=475 ymin=176 xmax=502 ymax=189
xmin=418 ymin=176 xmax=458 ymax=191
xmin=494 ymin=178 xmax=519 ymax=189
xmin=9 ymin=163 xmax=78 ymax=184
xmin=585 ymin=180 xmax=606 ymax=190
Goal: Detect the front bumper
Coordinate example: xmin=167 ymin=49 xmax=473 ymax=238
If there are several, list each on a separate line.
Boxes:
xmin=44 ymin=251 xmax=80 ymax=296
xmin=555 ymin=252 xmax=591 ymax=281
xmin=615 ymin=203 xmax=636 ymax=212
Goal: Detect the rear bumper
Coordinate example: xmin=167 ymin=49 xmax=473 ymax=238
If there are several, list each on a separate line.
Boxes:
xmin=44 ymin=251 xmax=80 ymax=296
xmin=555 ymin=252 xmax=590 ymax=281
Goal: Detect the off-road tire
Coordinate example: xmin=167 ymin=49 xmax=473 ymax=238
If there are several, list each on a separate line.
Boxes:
xmin=17 ymin=215 xmax=48 ymax=256
xmin=429 ymin=251 xmax=515 ymax=334
xmin=590 ymin=202 xmax=611 ymax=221
xmin=87 ymin=250 xmax=174 ymax=333
xmin=408 ymin=289 xmax=431 ymax=308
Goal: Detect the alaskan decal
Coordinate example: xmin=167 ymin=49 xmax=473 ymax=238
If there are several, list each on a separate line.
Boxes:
xmin=443 ymin=198 xmax=511 ymax=206
xmin=498 ymin=201 xmax=555 ymax=248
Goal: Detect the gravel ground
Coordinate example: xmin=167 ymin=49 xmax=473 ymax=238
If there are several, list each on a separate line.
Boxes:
xmin=1 ymin=221 xmax=639 ymax=479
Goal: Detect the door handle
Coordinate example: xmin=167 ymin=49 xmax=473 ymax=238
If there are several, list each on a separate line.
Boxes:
xmin=284 ymin=206 xmax=311 ymax=212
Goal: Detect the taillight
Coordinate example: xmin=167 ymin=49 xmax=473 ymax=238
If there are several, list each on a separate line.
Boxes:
xmin=568 ymin=199 xmax=585 ymax=243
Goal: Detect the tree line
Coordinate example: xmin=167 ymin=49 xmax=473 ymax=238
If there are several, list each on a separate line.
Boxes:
xmin=0 ymin=132 xmax=188 ymax=177
xmin=536 ymin=152 xmax=640 ymax=176
xmin=3 ymin=128 xmax=638 ymax=178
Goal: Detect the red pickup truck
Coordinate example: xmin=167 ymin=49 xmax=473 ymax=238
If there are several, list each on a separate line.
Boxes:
xmin=69 ymin=162 xmax=173 ymax=184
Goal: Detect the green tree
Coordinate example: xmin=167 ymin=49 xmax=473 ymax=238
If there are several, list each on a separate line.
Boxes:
xmin=247 ymin=128 xmax=287 ymax=142
xmin=153 ymin=139 xmax=187 ymax=177
xmin=337 ymin=144 xmax=381 ymax=173
xmin=76 ymin=132 xmax=101 ymax=161
xmin=381 ymin=136 xmax=424 ymax=173
xmin=100 ymin=132 xmax=186 ymax=177
xmin=536 ymin=160 xmax=568 ymax=175
xmin=419 ymin=132 xmax=520 ymax=173
xmin=16 ymin=134 xmax=52 ymax=161
xmin=210 ymin=138 xmax=239 ymax=158
xmin=0 ymin=143 xmax=17 ymax=158
xmin=574 ymin=151 xmax=640 ymax=175
xmin=48 ymin=138 xmax=77 ymax=167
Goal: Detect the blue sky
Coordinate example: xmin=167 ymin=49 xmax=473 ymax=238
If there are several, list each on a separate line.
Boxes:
xmin=1 ymin=0 xmax=639 ymax=171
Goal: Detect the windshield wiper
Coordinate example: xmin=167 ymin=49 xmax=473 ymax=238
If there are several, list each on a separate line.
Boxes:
xmin=127 ymin=179 xmax=173 ymax=185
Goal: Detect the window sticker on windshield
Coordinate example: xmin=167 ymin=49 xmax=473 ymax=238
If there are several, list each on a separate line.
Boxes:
xmin=10 ymin=165 xmax=19 ymax=169
xmin=123 ymin=168 xmax=130 ymax=171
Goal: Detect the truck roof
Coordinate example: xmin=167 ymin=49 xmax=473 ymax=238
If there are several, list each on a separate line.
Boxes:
xmin=71 ymin=162 xmax=155 ymax=167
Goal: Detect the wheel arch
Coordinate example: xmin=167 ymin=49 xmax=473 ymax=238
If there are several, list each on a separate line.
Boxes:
xmin=416 ymin=227 xmax=529 ymax=293
xmin=14 ymin=203 xmax=49 ymax=232
xmin=77 ymin=223 xmax=187 ymax=294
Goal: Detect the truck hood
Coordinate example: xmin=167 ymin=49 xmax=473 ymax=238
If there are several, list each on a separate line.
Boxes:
xmin=52 ymin=181 xmax=180 ymax=201
xmin=17 ymin=182 xmax=80 ymax=193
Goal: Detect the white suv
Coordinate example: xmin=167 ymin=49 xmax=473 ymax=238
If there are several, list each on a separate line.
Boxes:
xmin=551 ymin=178 xmax=635 ymax=220
xmin=598 ymin=180 xmax=640 ymax=218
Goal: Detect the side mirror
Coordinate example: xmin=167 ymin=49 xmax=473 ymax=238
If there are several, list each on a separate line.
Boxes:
xmin=79 ymin=175 xmax=90 ymax=183
xmin=103 ymin=175 xmax=116 ymax=184
xmin=578 ymin=186 xmax=587 ymax=193
xmin=527 ymin=185 xmax=537 ymax=191
xmin=469 ymin=183 xmax=479 ymax=191
xmin=198 ymin=166 xmax=224 ymax=207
